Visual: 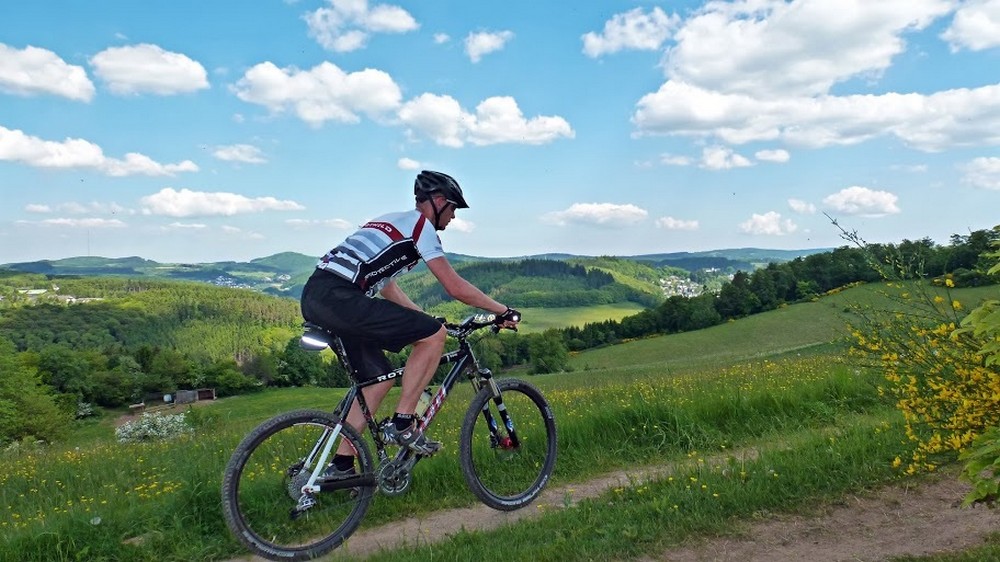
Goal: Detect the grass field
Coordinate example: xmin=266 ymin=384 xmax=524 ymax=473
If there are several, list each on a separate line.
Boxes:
xmin=568 ymin=282 xmax=998 ymax=372
xmin=517 ymin=302 xmax=647 ymax=332
xmin=0 ymin=281 xmax=995 ymax=561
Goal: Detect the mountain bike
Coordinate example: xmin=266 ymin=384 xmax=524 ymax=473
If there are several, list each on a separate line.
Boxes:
xmin=221 ymin=313 xmax=558 ymax=561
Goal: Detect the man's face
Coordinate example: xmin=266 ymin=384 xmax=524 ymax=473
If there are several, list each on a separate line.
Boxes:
xmin=432 ymin=195 xmax=456 ymax=230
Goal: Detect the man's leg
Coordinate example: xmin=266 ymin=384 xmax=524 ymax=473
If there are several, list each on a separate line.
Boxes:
xmin=335 ymin=380 xmax=393 ymax=456
xmin=395 ymin=325 xmax=447 ymax=414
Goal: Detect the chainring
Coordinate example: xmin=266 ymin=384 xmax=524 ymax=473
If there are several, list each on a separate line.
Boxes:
xmin=376 ymin=459 xmax=412 ymax=496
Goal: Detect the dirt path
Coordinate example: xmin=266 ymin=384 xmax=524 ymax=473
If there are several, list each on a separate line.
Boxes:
xmin=228 ymin=454 xmax=1000 ymax=561
xmin=651 ymin=475 xmax=1000 ymax=562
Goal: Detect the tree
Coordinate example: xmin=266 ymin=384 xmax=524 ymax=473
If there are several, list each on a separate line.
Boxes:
xmin=203 ymin=358 xmax=258 ymax=396
xmin=36 ymin=345 xmax=95 ymax=399
xmin=149 ymin=348 xmax=195 ymax=389
xmin=0 ymin=339 xmax=71 ymax=444
xmin=715 ymin=271 xmax=759 ymax=319
xmin=276 ymin=338 xmax=326 ymax=386
xmin=527 ymin=330 xmax=569 ymax=374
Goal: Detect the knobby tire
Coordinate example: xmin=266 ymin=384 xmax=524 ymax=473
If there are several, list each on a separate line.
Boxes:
xmin=459 ymin=378 xmax=558 ymax=511
xmin=221 ymin=409 xmax=374 ymax=561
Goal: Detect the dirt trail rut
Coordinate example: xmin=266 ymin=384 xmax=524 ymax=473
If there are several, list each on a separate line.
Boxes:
xmin=228 ymin=452 xmax=1000 ymax=561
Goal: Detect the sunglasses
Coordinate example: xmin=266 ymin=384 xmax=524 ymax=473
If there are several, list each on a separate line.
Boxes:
xmin=433 ymin=195 xmax=458 ymax=211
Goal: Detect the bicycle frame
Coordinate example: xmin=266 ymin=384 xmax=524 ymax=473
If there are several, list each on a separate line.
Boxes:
xmin=299 ymin=318 xmax=517 ymax=494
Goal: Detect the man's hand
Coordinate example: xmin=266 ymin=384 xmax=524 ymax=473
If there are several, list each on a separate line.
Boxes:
xmin=495 ymin=307 xmax=521 ymax=329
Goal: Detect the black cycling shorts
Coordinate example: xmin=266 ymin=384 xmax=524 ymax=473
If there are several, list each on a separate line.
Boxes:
xmin=300 ymin=269 xmax=442 ymax=381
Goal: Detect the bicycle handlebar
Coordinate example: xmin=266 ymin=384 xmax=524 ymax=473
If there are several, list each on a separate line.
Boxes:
xmin=443 ymin=312 xmax=517 ymax=337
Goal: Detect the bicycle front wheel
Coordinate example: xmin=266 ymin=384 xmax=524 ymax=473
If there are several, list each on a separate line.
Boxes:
xmin=459 ymin=378 xmax=557 ymax=511
xmin=221 ymin=409 xmax=375 ymax=561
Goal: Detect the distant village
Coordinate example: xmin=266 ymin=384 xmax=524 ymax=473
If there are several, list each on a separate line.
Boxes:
xmin=660 ymin=275 xmax=704 ymax=298
xmin=6 ymin=286 xmax=104 ymax=304
xmin=210 ymin=274 xmax=291 ymax=290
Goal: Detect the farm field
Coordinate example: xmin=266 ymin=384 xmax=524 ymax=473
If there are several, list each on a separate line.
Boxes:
xmin=1 ymin=282 xmax=997 ymax=561
xmin=569 ymin=282 xmax=998 ymax=372
xmin=516 ymin=302 xmax=647 ymax=332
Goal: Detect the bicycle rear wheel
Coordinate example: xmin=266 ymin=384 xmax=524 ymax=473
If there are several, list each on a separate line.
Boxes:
xmin=459 ymin=378 xmax=557 ymax=511
xmin=221 ymin=409 xmax=375 ymax=561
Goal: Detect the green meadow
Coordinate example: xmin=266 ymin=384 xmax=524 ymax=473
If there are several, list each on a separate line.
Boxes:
xmin=517 ymin=302 xmax=647 ymax=333
xmin=1 ymin=282 xmax=997 ymax=561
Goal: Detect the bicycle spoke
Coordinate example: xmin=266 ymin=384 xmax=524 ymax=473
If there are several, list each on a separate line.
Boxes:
xmin=222 ymin=410 xmax=374 ymax=561
xmin=460 ymin=379 xmax=557 ymax=510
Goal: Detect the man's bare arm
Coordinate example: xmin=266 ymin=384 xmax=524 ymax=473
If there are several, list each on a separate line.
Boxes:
xmin=425 ymin=256 xmax=507 ymax=315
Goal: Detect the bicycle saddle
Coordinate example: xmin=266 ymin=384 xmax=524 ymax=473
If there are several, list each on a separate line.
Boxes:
xmin=300 ymin=322 xmax=336 ymax=351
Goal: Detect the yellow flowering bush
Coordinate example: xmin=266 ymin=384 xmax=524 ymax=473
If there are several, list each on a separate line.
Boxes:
xmin=851 ymin=295 xmax=999 ymax=474
xmin=955 ymin=243 xmax=1000 ymax=506
xmin=836 ymin=224 xmax=1000 ymax=485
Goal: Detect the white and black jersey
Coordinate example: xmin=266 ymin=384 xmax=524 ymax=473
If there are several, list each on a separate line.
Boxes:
xmin=316 ymin=209 xmax=444 ymax=297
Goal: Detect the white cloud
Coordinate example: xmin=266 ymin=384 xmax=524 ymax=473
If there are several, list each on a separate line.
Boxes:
xmin=140 ymin=188 xmax=305 ymax=217
xmin=959 ymin=156 xmax=1000 ymax=190
xmin=51 ymin=201 xmax=133 ymax=215
xmin=285 ymin=218 xmax=354 ymax=229
xmin=0 ymin=126 xmax=198 ymax=176
xmin=213 ymin=144 xmax=267 ymax=164
xmin=399 ymin=94 xmax=574 ymax=147
xmin=823 ymin=186 xmax=901 ymax=216
xmin=233 ymin=61 xmax=402 ymax=126
xmin=633 ymin=81 xmax=1000 ymax=152
xmin=433 ymin=33 xmax=450 ymax=44
xmin=219 ymin=224 xmax=264 ymax=240
xmin=756 ymin=149 xmax=790 ymax=163
xmin=941 ymin=0 xmax=1000 ymax=51
xmin=660 ymin=153 xmax=693 ymax=166
xmin=305 ymin=0 xmax=418 ymax=52
xmin=447 ymin=217 xmax=475 ymax=233
xmin=25 ymin=204 xmax=51 ymax=213
xmin=397 ymin=93 xmax=465 ymax=147
xmin=890 ymin=163 xmax=928 ymax=173
xmin=465 ymin=30 xmax=514 ymax=63
xmin=739 ymin=212 xmax=798 ymax=235
xmin=167 ymin=222 xmax=207 ymax=229
xmin=700 ymin=145 xmax=752 ymax=170
xmin=788 ymin=198 xmax=817 ymax=214
xmin=542 ymin=203 xmax=648 ymax=227
xmin=630 ymin=2 xmax=1000 ymax=153
xmin=0 ymin=43 xmax=95 ymax=101
xmin=102 ymin=153 xmax=200 ymax=177
xmin=90 ymin=44 xmax=209 ymax=95
xmin=582 ymin=7 xmax=678 ymax=58
xmin=23 ymin=218 xmax=127 ymax=228
xmin=218 ymin=225 xmax=265 ymax=239
xmin=397 ymin=157 xmax=420 ymax=170
xmin=655 ymin=216 xmax=699 ymax=230
xmin=663 ymin=0 xmax=953 ymax=98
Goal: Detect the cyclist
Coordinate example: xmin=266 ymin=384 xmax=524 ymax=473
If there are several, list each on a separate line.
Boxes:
xmin=300 ymin=170 xmax=520 ymax=475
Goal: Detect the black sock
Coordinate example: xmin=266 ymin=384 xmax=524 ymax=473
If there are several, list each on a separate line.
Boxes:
xmin=393 ymin=412 xmax=415 ymax=431
xmin=332 ymin=454 xmax=355 ymax=472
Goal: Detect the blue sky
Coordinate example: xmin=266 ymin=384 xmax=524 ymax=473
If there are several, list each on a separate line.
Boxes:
xmin=1 ymin=0 xmax=999 ymax=264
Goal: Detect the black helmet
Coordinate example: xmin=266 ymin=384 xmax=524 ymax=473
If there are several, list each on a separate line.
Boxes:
xmin=414 ymin=170 xmax=469 ymax=209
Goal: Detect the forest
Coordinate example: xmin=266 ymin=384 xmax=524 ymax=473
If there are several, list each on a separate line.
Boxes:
xmin=0 ymin=226 xmax=997 ymax=445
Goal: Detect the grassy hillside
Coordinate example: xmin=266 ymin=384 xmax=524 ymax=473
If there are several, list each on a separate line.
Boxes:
xmin=567 ymin=282 xmax=997 ymax=373
xmin=0 ymin=275 xmax=302 ymax=360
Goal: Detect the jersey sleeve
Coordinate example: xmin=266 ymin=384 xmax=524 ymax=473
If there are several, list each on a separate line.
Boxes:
xmin=414 ymin=217 xmax=445 ymax=261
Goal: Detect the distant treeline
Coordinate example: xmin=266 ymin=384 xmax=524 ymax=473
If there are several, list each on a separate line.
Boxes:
xmin=556 ymin=229 xmax=999 ymax=351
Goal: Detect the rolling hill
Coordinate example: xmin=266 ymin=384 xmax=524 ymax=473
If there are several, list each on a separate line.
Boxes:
xmin=1 ymin=246 xmax=828 ymax=297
